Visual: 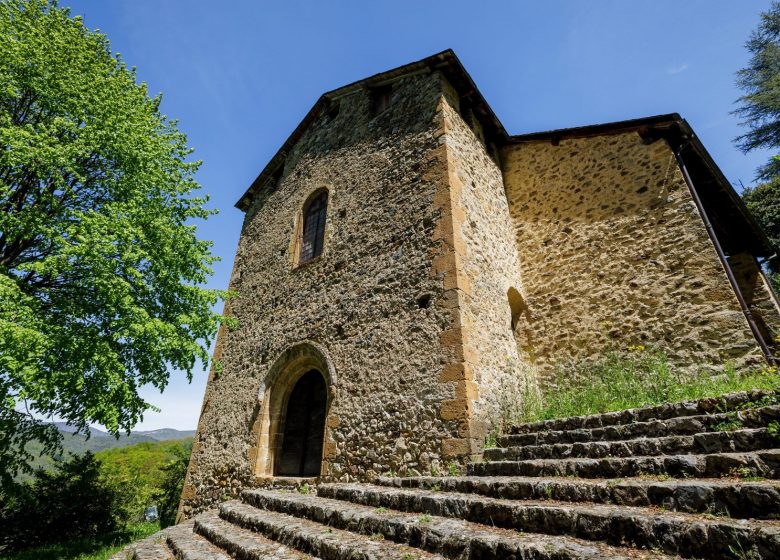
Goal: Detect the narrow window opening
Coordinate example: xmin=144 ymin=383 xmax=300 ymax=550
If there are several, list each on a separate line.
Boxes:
xmin=298 ymin=190 xmax=328 ymax=265
xmin=459 ymin=96 xmax=473 ymax=129
xmin=416 ymin=293 xmax=432 ymax=309
xmin=370 ymin=85 xmax=392 ymax=116
xmin=326 ymin=101 xmax=340 ymax=121
xmin=270 ymin=165 xmax=284 ymax=191
xmin=508 ymin=287 xmax=535 ymax=362
xmin=508 ymin=288 xmax=525 ymax=330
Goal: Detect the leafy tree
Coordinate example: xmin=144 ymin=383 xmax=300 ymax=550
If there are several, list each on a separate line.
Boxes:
xmin=97 ymin=438 xmax=193 ymax=522
xmin=736 ymin=2 xmax=780 ymax=278
xmin=0 ymin=452 xmax=128 ymax=552
xmin=151 ymin=440 xmax=192 ymax=528
xmin=735 ymin=1 xmax=780 ymax=181
xmin=742 ymin=182 xmax=780 ymax=260
xmin=0 ymin=0 xmax=226 ymax=485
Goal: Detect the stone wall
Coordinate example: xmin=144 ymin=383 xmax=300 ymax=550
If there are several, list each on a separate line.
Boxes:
xmin=436 ymin=80 xmax=531 ymax=437
xmin=501 ymin=133 xmax=764 ymax=378
xmin=180 ymin=58 xmax=777 ymax=521
xmin=180 ymin=71 xmax=473 ymax=518
xmin=730 ymin=252 xmax=780 ymax=349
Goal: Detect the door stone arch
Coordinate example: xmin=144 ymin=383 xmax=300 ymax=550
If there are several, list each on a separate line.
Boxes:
xmin=250 ymin=342 xmax=336 ymax=478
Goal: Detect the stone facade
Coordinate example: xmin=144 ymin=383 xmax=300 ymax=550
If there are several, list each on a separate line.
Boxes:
xmin=501 ymin=133 xmax=768 ymax=375
xmin=179 ymin=50 xmax=780 ymax=519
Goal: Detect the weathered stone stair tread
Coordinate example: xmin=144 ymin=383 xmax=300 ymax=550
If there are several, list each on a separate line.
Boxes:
xmin=109 ymin=528 xmax=175 ymax=560
xmin=469 ymin=449 xmax=780 ymax=479
xmin=193 ymin=511 xmax=311 ymax=559
xmin=130 ymin=542 xmax=173 ymax=560
xmin=486 ymin=428 xmax=774 ymax=461
xmin=241 ymin=488 xmax=680 ymax=560
xmin=498 ymin=405 xmax=780 ymax=447
xmin=375 ymin=475 xmax=780 ymax=518
xmin=219 ymin=500 xmax=445 ymax=559
xmin=166 ymin=522 xmax=231 ymax=560
xmin=507 ymin=389 xmax=778 ymax=435
xmin=317 ymin=482 xmax=780 ymax=558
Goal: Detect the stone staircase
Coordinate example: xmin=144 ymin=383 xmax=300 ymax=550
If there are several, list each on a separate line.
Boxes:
xmin=114 ymin=389 xmax=780 ymax=560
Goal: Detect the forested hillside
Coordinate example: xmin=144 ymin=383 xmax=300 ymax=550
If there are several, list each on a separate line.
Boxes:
xmin=21 ymin=426 xmax=195 ymax=477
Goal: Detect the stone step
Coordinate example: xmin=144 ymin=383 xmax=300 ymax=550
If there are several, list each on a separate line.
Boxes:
xmin=240 ymin=488 xmax=680 ymax=560
xmin=218 ymin=500 xmax=446 ymax=559
xmin=316 ymin=482 xmax=780 ymax=559
xmin=468 ymin=449 xmax=780 ymax=479
xmin=165 ymin=522 xmax=231 ymax=560
xmin=130 ymin=542 xmax=173 ymax=560
xmin=109 ymin=528 xmax=175 ymax=560
xmin=193 ymin=511 xmax=311 ymax=559
xmin=506 ymin=389 xmax=778 ymax=435
xmin=497 ymin=405 xmax=780 ymax=447
xmin=374 ymin=475 xmax=780 ymax=519
xmin=486 ymin=428 xmax=775 ymax=462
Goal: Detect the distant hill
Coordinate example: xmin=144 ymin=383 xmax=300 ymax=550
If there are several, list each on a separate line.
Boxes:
xmin=52 ymin=422 xmax=196 ymax=442
xmin=20 ymin=423 xmax=196 ymax=479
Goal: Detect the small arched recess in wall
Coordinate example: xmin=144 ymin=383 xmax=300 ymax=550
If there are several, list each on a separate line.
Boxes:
xmin=250 ymin=341 xmax=337 ymax=478
xmin=508 ymin=287 xmax=535 ymax=362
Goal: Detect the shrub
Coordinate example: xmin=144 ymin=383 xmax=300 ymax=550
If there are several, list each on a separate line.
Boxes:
xmin=0 ymin=452 xmax=129 ymax=552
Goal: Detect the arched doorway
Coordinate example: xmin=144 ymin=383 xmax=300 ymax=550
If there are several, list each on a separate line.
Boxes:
xmin=251 ymin=342 xmax=336 ymax=479
xmin=275 ymin=370 xmax=327 ymax=476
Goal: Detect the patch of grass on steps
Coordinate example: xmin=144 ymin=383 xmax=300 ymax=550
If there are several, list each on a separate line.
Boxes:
xmin=505 ymin=347 xmax=780 ymax=425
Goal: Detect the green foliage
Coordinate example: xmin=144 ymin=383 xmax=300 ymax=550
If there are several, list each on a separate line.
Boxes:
xmin=0 ymin=521 xmax=159 ymax=560
xmin=741 ymin=182 xmax=780 ymax=283
xmin=483 ymin=430 xmax=499 ymax=450
xmin=149 ymin=440 xmax=191 ymax=528
xmin=512 ymin=347 xmax=780 ymax=424
xmin=0 ymin=453 xmax=128 ymax=553
xmin=711 ymin=414 xmax=744 ymax=432
xmin=20 ymin=427 xmax=192 ymax=480
xmin=0 ymin=438 xmax=191 ymax=556
xmin=0 ymin=0 xmax=228 ymax=483
xmin=768 ymin=420 xmax=780 ymax=440
xmin=735 ymin=2 xmax=780 ymax=181
xmin=98 ymin=438 xmax=191 ymax=525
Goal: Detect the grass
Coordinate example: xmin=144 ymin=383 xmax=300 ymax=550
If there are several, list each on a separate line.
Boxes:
xmin=0 ymin=522 xmax=160 ymax=560
xmin=509 ymin=347 xmax=780 ymax=425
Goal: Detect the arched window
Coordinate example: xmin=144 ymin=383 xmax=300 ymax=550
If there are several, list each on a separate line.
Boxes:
xmin=299 ymin=190 xmax=328 ymax=264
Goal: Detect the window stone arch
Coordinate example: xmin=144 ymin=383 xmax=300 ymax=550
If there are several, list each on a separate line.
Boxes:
xmin=295 ymin=188 xmax=329 ymax=266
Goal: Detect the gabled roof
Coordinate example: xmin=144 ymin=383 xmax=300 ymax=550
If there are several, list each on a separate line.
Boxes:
xmin=235 ymin=49 xmax=506 ymax=211
xmin=235 ymin=52 xmax=771 ymax=257
xmin=507 ymin=113 xmax=684 ymax=144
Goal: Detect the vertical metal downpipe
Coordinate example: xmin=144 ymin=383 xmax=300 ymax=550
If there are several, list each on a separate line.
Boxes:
xmin=674 ymin=143 xmax=776 ymax=365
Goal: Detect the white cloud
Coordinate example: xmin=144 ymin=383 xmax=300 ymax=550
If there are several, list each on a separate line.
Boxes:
xmin=667 ymin=63 xmax=689 ymax=75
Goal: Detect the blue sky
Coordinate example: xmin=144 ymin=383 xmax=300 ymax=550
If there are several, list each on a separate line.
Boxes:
xmin=65 ymin=0 xmax=773 ymax=430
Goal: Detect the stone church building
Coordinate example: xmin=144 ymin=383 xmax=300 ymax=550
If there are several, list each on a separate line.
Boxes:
xmin=178 ymin=50 xmax=780 ymax=517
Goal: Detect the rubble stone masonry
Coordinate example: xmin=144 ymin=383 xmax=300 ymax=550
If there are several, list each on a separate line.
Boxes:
xmin=179 ymin=52 xmax=780 ymax=520
xmin=501 ymin=134 xmax=764 ymax=377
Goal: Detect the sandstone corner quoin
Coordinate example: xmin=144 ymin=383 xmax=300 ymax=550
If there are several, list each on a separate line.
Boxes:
xmin=178 ymin=50 xmax=780 ymax=519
